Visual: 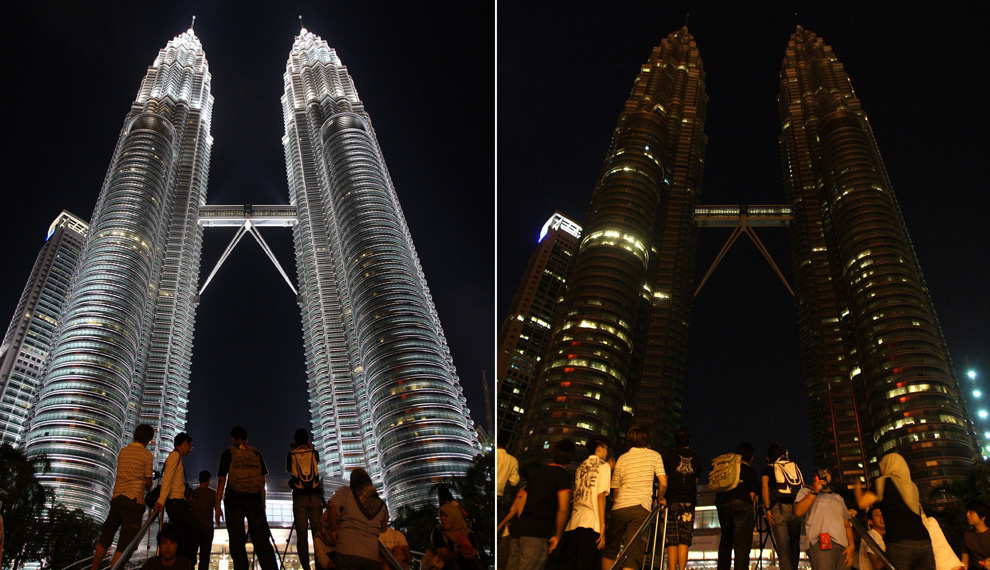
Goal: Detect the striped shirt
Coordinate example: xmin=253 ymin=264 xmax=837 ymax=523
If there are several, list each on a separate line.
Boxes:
xmin=111 ymin=442 xmax=153 ymax=501
xmin=611 ymin=447 xmax=665 ymax=511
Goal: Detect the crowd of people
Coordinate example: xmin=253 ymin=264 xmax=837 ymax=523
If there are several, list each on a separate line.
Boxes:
xmin=497 ymin=425 xmax=990 ymax=570
xmin=91 ymin=424 xmax=480 ymax=570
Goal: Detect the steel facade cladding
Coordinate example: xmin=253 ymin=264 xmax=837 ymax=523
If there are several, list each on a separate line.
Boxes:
xmin=283 ymin=30 xmax=478 ymax=509
xmin=519 ymin=27 xmax=707 ymax=460
xmin=778 ymin=28 xmax=976 ymax=492
xmin=23 ymin=29 xmax=213 ymax=517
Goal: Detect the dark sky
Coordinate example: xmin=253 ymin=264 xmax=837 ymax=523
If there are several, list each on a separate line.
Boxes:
xmin=498 ymin=2 xmax=990 ymax=474
xmin=2 ymin=2 xmax=493 ymax=477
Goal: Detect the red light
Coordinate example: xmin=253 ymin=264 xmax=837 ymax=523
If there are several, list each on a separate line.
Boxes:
xmin=571 ymin=341 xmax=580 ymax=346
xmin=564 ymin=367 xmax=574 ymax=373
xmin=893 ymin=368 xmax=902 ymax=374
xmin=561 ymin=381 xmax=571 ymax=387
xmin=568 ymin=354 xmax=576 ymax=358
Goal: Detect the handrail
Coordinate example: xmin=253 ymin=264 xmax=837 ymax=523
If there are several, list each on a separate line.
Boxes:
xmin=379 ymin=540 xmax=403 ymax=570
xmin=850 ymin=516 xmax=897 ymax=570
xmin=58 ymin=555 xmax=95 ymax=570
xmin=110 ymin=511 xmax=160 ymax=570
xmin=609 ymin=504 xmax=666 ymax=570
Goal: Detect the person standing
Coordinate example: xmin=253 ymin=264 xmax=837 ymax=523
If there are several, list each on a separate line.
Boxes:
xmin=761 ymin=442 xmax=804 ymax=570
xmin=558 ymin=437 xmax=611 ymax=570
xmin=287 ymin=428 xmax=323 ymax=570
xmin=962 ymin=501 xmax=990 ymax=570
xmin=794 ymin=468 xmax=854 ymax=570
xmin=155 ymin=432 xmax=198 ymax=564
xmin=215 ymin=426 xmax=277 ymax=570
xmin=92 ymin=424 xmax=155 ymax=570
xmin=663 ymin=428 xmax=702 ymax=570
xmin=187 ymin=470 xmax=216 ymax=570
xmin=602 ymin=426 xmax=667 ymax=570
xmin=327 ymin=468 xmax=389 ymax=570
xmin=715 ymin=442 xmax=759 ymax=570
xmin=429 ymin=502 xmax=480 ymax=570
xmin=500 ymin=439 xmax=574 ymax=570
xmin=858 ymin=506 xmax=886 ymax=570
xmin=497 ymin=443 xmax=522 ymax=570
xmin=855 ymin=453 xmax=935 ymax=570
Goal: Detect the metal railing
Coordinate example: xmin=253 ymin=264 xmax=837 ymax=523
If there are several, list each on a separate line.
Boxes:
xmin=849 ymin=516 xmax=897 ymax=570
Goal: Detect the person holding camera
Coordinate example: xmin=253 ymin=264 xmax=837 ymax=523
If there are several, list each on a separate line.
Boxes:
xmin=794 ymin=468 xmax=854 ymax=570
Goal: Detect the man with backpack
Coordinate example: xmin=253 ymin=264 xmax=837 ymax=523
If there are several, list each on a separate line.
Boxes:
xmin=761 ymin=443 xmax=804 ymax=570
xmin=663 ymin=428 xmax=702 ymax=570
xmin=155 ymin=432 xmax=199 ymax=564
xmin=286 ymin=428 xmax=323 ymax=570
xmin=713 ymin=442 xmax=759 ymax=570
xmin=215 ymin=426 xmax=277 ymax=570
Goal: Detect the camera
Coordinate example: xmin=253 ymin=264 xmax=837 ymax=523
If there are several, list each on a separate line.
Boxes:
xmin=814 ymin=468 xmax=833 ymax=492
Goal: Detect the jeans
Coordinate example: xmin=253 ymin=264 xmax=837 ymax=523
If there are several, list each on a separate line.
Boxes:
xmin=717 ymin=500 xmax=754 ymax=570
xmin=885 ymin=539 xmax=935 ymax=570
xmin=166 ymin=498 xmax=201 ymax=563
xmin=807 ymin=539 xmax=847 ymax=570
xmin=770 ymin=503 xmax=801 ymax=570
xmin=506 ymin=536 xmax=549 ymax=570
xmin=225 ymin=492 xmax=278 ymax=570
xmin=292 ymin=492 xmax=324 ymax=570
xmin=197 ymin=527 xmax=215 ymax=570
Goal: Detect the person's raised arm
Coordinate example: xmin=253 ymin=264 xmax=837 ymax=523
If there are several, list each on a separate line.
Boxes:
xmin=854 ymin=479 xmax=878 ymax=511
xmin=794 ymin=479 xmax=823 ymax=517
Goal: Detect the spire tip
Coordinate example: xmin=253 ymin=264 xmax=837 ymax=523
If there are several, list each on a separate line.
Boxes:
xmin=189 ymin=15 xmax=196 ymax=31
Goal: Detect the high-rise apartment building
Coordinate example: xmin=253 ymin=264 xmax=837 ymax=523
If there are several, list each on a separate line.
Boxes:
xmin=497 ymin=213 xmax=581 ymax=448
xmin=518 ymin=27 xmax=708 ymax=459
xmin=23 ymin=28 xmax=213 ymax=516
xmin=281 ymin=28 xmax=479 ymax=507
xmin=778 ymin=27 xmax=976 ymax=492
xmin=0 ymin=212 xmax=88 ymax=447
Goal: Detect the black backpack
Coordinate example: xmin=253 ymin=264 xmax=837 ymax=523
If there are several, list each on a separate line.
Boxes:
xmin=289 ymin=446 xmax=321 ymax=491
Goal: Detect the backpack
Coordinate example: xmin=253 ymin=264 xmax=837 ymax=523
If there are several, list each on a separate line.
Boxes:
xmin=289 ymin=446 xmax=321 ymax=491
xmin=771 ymin=459 xmax=803 ymax=502
xmin=708 ymin=453 xmax=742 ymax=493
xmin=227 ymin=444 xmax=265 ymax=494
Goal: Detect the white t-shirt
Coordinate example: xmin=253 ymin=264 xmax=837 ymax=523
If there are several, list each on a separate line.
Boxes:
xmin=611 ymin=447 xmax=665 ymax=511
xmin=497 ymin=448 xmax=520 ymax=496
xmin=858 ymin=528 xmax=885 ymax=570
xmin=566 ymin=455 xmax=611 ymax=533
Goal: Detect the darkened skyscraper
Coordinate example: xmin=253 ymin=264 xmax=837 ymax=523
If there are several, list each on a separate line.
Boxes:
xmin=778 ymin=27 xmax=976 ymax=492
xmin=497 ymin=213 xmax=581 ymax=448
xmin=518 ymin=27 xmax=708 ymax=457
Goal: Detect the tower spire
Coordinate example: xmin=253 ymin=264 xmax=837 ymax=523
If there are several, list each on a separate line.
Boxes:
xmin=685 ymin=13 xmax=690 ymax=27
xmin=299 ymin=14 xmax=305 ymax=32
xmin=189 ymin=15 xmax=195 ymax=31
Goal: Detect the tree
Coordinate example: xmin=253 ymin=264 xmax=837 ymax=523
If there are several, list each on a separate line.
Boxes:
xmin=39 ymin=504 xmax=102 ymax=570
xmin=929 ymin=459 xmax=990 ymax=556
xmin=0 ymin=444 xmax=51 ymax=570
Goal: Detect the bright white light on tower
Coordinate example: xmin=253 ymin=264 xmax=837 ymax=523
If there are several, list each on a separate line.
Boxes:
xmin=975 ymin=390 xmax=983 ymax=398
xmin=985 ymin=432 xmax=990 ymax=439
xmin=979 ymin=410 xmax=989 ymax=419
xmin=969 ymin=370 xmax=978 ymax=380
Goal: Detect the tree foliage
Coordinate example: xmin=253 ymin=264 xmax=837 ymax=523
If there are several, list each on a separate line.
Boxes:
xmin=929 ymin=459 xmax=990 ymax=556
xmin=0 ymin=444 xmax=101 ymax=570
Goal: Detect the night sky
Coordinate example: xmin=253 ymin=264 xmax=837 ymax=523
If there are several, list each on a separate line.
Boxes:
xmin=498 ymin=2 xmax=989 ymax=475
xmin=2 ymin=2 xmax=493 ymax=477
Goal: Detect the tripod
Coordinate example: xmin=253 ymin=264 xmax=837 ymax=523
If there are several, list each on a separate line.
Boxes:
xmin=755 ymin=498 xmax=779 ymax=570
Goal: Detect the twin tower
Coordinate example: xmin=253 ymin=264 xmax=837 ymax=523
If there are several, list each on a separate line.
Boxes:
xmin=13 ymin=26 xmax=478 ymax=516
xmin=509 ymin=26 xmax=977 ymax=496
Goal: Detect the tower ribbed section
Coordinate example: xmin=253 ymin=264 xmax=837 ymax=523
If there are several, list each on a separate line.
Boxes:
xmin=282 ymin=29 xmax=479 ymax=508
xmin=519 ymin=27 xmax=707 ymax=459
xmin=24 ymin=30 xmax=212 ymax=517
xmin=778 ymin=27 xmax=975 ymax=492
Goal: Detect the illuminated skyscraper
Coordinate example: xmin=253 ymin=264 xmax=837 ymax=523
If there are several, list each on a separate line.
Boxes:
xmin=24 ymin=28 xmax=213 ymax=516
xmin=778 ymin=27 xmax=976 ymax=492
xmin=0 ymin=212 xmax=88 ymax=447
xmin=282 ymin=28 xmax=479 ymax=507
xmin=497 ymin=213 xmax=581 ymax=448
xmin=518 ymin=27 xmax=708 ymax=458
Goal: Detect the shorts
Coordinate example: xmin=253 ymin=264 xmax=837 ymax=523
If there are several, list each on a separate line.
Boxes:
xmin=664 ymin=502 xmax=695 ymax=547
xmin=98 ymin=495 xmax=145 ymax=549
xmin=603 ymin=505 xmax=649 ymax=568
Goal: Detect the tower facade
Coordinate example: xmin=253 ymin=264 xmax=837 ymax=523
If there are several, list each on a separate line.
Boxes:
xmin=778 ymin=27 xmax=976 ymax=491
xmin=518 ymin=27 xmax=708 ymax=459
xmin=496 ymin=213 xmax=581 ymax=449
xmin=0 ymin=212 xmax=88 ymax=447
xmin=282 ymin=29 xmax=479 ymax=507
xmin=24 ymin=28 xmax=213 ymax=516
